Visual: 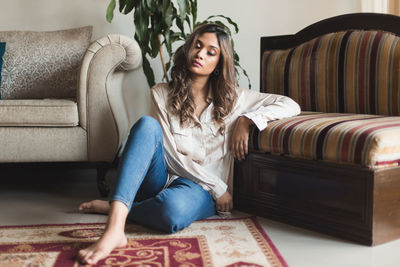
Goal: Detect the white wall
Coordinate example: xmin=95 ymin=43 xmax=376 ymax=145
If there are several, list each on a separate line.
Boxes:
xmin=0 ymin=0 xmax=361 ymax=120
xmin=198 ymin=0 xmax=361 ymax=90
xmin=361 ymin=0 xmax=387 ymax=12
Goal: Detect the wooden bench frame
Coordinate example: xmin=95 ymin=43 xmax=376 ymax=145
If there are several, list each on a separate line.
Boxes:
xmin=234 ymin=13 xmax=400 ymax=246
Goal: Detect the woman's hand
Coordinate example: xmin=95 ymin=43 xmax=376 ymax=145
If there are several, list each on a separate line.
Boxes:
xmin=231 ymin=116 xmax=253 ymax=160
xmin=216 ymin=191 xmax=233 ymax=212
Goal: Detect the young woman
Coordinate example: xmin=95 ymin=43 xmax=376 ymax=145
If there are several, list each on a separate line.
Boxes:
xmin=77 ymin=23 xmax=300 ymax=265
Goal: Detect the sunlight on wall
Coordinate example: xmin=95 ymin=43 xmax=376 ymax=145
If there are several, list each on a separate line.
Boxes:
xmin=361 ymin=0 xmax=387 ymax=12
xmin=361 ymin=0 xmax=400 ymax=15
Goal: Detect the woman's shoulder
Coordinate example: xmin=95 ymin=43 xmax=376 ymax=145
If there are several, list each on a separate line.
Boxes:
xmin=236 ymin=87 xmax=269 ymax=97
xmin=151 ymin=82 xmax=169 ymax=92
xmin=236 ymin=87 xmax=247 ymax=95
xmin=235 ymin=87 xmax=256 ymax=98
xmin=151 ymin=82 xmax=170 ymax=99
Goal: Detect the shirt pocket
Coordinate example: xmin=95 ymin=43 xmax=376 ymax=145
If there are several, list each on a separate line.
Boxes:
xmin=207 ymin=122 xmax=230 ymax=159
xmin=170 ymin=119 xmax=192 ymax=156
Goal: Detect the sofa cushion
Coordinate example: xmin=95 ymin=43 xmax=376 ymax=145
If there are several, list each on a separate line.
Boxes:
xmin=0 ymin=42 xmax=5 ymax=89
xmin=0 ymin=26 xmax=92 ymax=99
xmin=0 ymin=99 xmax=79 ymax=126
xmin=249 ymin=112 xmax=400 ymax=169
xmin=0 ymin=127 xmax=87 ymax=162
xmin=262 ymin=30 xmax=400 ymax=116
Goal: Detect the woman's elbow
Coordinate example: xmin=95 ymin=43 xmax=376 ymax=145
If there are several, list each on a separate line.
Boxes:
xmin=293 ymin=100 xmax=301 ymax=115
xmin=283 ymin=96 xmax=301 ymax=116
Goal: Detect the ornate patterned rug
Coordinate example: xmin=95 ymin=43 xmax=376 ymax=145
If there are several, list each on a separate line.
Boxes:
xmin=0 ymin=217 xmax=287 ymax=267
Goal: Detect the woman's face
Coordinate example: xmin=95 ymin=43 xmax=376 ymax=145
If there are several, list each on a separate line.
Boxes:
xmin=189 ymin=32 xmax=221 ymax=78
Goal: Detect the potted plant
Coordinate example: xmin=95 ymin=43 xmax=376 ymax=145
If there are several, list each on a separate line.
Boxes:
xmin=106 ymin=0 xmax=251 ymax=88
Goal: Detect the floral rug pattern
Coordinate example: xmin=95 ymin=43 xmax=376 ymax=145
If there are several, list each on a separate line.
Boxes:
xmin=0 ymin=217 xmax=287 ymax=267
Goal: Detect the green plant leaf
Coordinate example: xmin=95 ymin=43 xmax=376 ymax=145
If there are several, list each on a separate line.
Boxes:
xmin=189 ymin=0 xmax=197 ymax=29
xmin=142 ymin=54 xmax=155 ymax=87
xmin=161 ymin=0 xmax=168 ymax=13
xmin=106 ymin=0 xmax=116 ymax=23
xmin=164 ymin=30 xmax=172 ymax=54
xmin=146 ymin=0 xmax=153 ymax=11
xmin=233 ymin=50 xmax=240 ymax=62
xmin=123 ymin=0 xmax=136 ymax=14
xmin=118 ymin=0 xmax=127 ymax=12
xmin=163 ymin=3 xmax=174 ymax=28
xmin=237 ymin=64 xmax=251 ymax=89
xmin=170 ymin=31 xmax=183 ymax=42
xmin=133 ymin=1 xmax=149 ymax=44
xmin=149 ymin=31 xmax=159 ymax=58
xmin=185 ymin=16 xmax=191 ymax=30
xmin=205 ymin=15 xmax=239 ymax=33
xmin=177 ymin=0 xmax=188 ymax=22
xmin=176 ymin=18 xmax=185 ymax=37
xmin=220 ymin=21 xmax=233 ymax=36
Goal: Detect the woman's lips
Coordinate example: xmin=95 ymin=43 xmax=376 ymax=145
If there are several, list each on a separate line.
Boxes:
xmin=192 ymin=60 xmax=202 ymax=67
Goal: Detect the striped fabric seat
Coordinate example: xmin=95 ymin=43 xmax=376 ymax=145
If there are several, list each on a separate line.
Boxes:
xmin=249 ymin=112 xmax=400 ymax=169
xmin=262 ymin=30 xmax=400 ymax=116
xmin=258 ymin=30 xmax=400 ymax=169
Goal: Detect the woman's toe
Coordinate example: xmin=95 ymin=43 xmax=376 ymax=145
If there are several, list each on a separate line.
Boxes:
xmin=78 ymin=202 xmax=93 ymax=212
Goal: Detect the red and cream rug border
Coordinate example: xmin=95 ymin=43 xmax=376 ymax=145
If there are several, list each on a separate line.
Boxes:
xmin=0 ymin=216 xmax=287 ymax=267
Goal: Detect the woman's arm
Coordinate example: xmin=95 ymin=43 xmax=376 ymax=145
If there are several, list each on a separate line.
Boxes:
xmin=231 ymin=116 xmax=254 ymax=160
xmin=231 ymin=88 xmax=301 ymax=160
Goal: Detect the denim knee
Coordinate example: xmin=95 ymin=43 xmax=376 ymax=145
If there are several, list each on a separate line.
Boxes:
xmin=155 ymin=195 xmax=191 ymax=233
xmin=154 ymin=183 xmax=215 ymax=233
xmin=132 ymin=116 xmax=162 ymax=140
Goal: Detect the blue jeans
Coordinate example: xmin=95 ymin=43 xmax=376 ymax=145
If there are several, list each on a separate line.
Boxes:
xmin=111 ymin=116 xmax=216 ymax=233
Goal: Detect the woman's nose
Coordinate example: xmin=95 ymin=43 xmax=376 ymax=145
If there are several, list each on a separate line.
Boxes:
xmin=197 ymin=48 xmax=206 ymax=59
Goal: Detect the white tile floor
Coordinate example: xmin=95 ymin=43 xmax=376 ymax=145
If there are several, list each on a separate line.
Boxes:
xmin=1 ymin=167 xmax=399 ymax=267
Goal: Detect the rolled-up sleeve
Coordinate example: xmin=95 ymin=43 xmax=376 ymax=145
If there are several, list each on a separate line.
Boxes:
xmin=238 ymin=88 xmax=301 ymax=131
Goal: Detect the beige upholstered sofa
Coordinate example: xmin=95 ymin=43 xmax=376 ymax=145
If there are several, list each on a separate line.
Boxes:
xmin=0 ymin=27 xmax=142 ymax=195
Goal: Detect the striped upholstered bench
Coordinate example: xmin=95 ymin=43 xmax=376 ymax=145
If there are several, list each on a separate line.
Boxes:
xmin=234 ymin=13 xmax=400 ymax=246
xmin=250 ymin=113 xmax=400 ymax=169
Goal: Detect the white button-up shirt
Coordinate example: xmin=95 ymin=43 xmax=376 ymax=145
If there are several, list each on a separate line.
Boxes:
xmin=151 ymin=83 xmax=300 ymax=199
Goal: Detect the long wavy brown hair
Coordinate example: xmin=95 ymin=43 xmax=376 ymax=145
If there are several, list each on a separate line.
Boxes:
xmin=168 ymin=23 xmax=237 ymax=133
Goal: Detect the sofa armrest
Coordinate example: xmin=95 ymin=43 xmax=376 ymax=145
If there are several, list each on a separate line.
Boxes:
xmin=78 ymin=34 xmax=142 ymax=162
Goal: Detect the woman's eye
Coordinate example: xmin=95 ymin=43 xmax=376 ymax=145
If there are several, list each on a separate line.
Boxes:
xmin=208 ymin=52 xmax=216 ymax=56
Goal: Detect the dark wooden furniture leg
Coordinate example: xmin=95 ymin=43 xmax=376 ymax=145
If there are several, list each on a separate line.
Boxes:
xmin=97 ymin=165 xmax=111 ymax=197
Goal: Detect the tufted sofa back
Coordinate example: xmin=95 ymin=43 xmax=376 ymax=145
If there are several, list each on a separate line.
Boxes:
xmin=261 ymin=30 xmax=400 ymax=116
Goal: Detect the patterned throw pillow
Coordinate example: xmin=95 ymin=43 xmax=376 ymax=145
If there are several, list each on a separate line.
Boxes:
xmin=0 ymin=42 xmax=5 ymax=97
xmin=0 ymin=26 xmax=92 ymax=99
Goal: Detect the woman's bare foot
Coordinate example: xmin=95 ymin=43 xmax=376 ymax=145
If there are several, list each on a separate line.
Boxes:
xmin=78 ymin=200 xmax=110 ymax=214
xmin=77 ymin=228 xmax=128 ymax=265
xmin=78 ymin=201 xmax=129 ymax=264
